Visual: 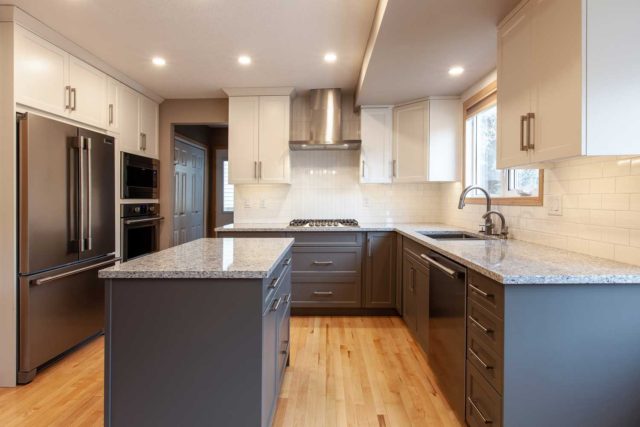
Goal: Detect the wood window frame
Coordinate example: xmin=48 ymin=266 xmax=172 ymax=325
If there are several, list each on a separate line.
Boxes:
xmin=462 ymin=81 xmax=544 ymax=206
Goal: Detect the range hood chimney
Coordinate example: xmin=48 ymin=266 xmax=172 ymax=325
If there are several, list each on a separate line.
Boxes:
xmin=289 ymin=89 xmax=361 ymax=151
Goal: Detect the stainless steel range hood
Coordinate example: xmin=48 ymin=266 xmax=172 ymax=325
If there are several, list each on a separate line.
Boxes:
xmin=289 ymin=88 xmax=361 ymax=151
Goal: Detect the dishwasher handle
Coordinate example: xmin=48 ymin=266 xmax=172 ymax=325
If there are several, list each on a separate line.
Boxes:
xmin=420 ymin=253 xmax=464 ymax=279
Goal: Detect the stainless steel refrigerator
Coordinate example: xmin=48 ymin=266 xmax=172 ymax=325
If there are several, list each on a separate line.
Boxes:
xmin=17 ymin=113 xmax=117 ymax=383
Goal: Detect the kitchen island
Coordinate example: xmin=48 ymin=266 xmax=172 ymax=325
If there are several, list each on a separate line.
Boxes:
xmin=99 ymin=238 xmax=294 ymax=427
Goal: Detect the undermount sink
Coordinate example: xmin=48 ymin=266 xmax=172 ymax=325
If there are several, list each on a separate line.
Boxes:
xmin=417 ymin=231 xmax=489 ymax=241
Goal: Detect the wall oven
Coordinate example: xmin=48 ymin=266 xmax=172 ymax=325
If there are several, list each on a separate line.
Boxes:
xmin=121 ymin=152 xmax=159 ymax=199
xmin=121 ymin=203 xmax=163 ymax=262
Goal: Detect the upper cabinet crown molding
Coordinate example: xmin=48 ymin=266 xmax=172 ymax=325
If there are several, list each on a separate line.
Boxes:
xmin=223 ymin=87 xmax=296 ymax=97
xmin=497 ymin=0 xmax=640 ymax=169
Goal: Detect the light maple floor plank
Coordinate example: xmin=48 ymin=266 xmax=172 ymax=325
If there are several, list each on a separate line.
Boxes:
xmin=0 ymin=317 xmax=461 ymax=427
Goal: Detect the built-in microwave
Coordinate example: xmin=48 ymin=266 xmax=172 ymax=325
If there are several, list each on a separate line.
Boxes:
xmin=121 ymin=152 xmax=158 ymax=199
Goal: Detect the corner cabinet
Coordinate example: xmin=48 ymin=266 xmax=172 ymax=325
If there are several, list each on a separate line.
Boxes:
xmin=392 ymin=98 xmax=461 ymax=183
xmin=228 ymin=95 xmax=291 ymax=184
xmin=115 ymin=83 xmax=159 ymax=159
xmin=497 ymin=0 xmax=640 ymax=168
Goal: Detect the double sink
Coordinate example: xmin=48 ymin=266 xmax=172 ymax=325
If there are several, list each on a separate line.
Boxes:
xmin=418 ymin=231 xmax=489 ymax=241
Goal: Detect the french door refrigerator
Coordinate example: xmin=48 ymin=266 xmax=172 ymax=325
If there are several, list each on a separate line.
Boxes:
xmin=17 ymin=113 xmax=117 ymax=383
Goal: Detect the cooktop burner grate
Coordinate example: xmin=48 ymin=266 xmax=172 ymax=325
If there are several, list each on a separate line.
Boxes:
xmin=288 ymin=219 xmax=359 ymax=227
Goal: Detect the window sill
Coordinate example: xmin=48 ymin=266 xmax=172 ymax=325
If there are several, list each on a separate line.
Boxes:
xmin=464 ymin=195 xmax=543 ymax=207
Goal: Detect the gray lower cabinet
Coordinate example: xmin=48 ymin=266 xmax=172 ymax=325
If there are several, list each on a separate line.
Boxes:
xmin=401 ymin=248 xmax=429 ymax=352
xmin=364 ymin=232 xmax=397 ymax=308
xmin=105 ymin=250 xmax=292 ymax=427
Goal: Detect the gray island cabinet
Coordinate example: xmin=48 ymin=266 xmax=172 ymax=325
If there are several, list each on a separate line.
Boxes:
xmin=99 ymin=238 xmax=294 ymax=427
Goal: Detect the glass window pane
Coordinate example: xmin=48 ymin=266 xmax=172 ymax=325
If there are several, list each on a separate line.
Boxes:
xmin=475 ymin=105 xmax=502 ymax=196
xmin=513 ymin=169 xmax=539 ymax=196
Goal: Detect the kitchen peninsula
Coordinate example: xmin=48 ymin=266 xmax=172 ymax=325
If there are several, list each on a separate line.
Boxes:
xmin=99 ymin=238 xmax=294 ymax=427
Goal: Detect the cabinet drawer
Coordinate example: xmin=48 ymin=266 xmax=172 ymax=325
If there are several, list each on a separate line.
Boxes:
xmin=466 ymin=363 xmax=502 ymax=427
xmin=290 ymin=232 xmax=363 ymax=247
xmin=263 ymin=252 xmax=293 ymax=309
xmin=467 ymin=299 xmax=504 ymax=358
xmin=468 ymin=326 xmax=503 ymax=394
xmin=292 ymin=247 xmax=361 ymax=273
xmin=468 ymin=270 xmax=504 ymax=318
xmin=292 ymin=275 xmax=361 ymax=308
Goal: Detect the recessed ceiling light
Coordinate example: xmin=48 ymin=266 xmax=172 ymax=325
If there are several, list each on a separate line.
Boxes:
xmin=152 ymin=57 xmax=166 ymax=67
xmin=238 ymin=55 xmax=252 ymax=65
xmin=324 ymin=52 xmax=337 ymax=63
xmin=448 ymin=66 xmax=464 ymax=76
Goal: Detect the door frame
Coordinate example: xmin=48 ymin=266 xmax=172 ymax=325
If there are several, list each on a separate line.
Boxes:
xmin=173 ymin=132 xmax=208 ymax=246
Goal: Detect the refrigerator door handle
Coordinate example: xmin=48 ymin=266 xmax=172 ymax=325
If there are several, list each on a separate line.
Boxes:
xmin=86 ymin=138 xmax=93 ymax=251
xmin=33 ymin=257 xmax=120 ymax=286
xmin=77 ymin=135 xmax=85 ymax=253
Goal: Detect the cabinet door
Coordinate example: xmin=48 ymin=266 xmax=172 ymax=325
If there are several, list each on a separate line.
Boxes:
xmin=139 ymin=96 xmax=159 ymax=158
xmin=360 ymin=107 xmax=393 ymax=183
xmin=529 ymin=0 xmax=582 ymax=163
xmin=107 ymin=78 xmax=120 ymax=133
xmin=15 ymin=26 xmax=69 ymax=116
xmin=258 ymin=96 xmax=290 ymax=184
xmin=68 ymin=56 xmax=108 ymax=128
xmin=414 ymin=260 xmax=430 ymax=352
xmin=364 ymin=232 xmax=396 ymax=308
xmin=229 ymin=97 xmax=259 ymax=184
xmin=497 ymin=2 xmax=534 ymax=168
xmin=261 ymin=300 xmax=278 ymax=427
xmin=402 ymin=254 xmax=417 ymax=332
xmin=427 ymin=99 xmax=461 ymax=182
xmin=393 ymin=101 xmax=429 ymax=182
xmin=119 ymin=85 xmax=140 ymax=154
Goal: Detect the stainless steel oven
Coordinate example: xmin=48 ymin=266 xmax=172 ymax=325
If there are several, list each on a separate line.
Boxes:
xmin=121 ymin=203 xmax=163 ymax=262
xmin=121 ymin=152 xmax=159 ymax=199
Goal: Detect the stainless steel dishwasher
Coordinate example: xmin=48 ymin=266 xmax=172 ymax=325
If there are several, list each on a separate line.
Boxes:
xmin=421 ymin=250 xmax=467 ymax=422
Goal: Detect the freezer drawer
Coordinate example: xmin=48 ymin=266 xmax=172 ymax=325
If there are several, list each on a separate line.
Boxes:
xmin=18 ymin=257 xmax=116 ymax=383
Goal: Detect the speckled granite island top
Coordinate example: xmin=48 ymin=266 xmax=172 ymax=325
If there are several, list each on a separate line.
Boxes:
xmin=99 ymin=237 xmax=294 ymax=279
xmin=216 ymin=223 xmax=640 ymax=285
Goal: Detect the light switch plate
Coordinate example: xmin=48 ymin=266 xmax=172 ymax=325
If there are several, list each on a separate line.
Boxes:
xmin=548 ymin=195 xmax=562 ymax=216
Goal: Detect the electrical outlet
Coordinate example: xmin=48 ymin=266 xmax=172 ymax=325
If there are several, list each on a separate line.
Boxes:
xmin=547 ymin=195 xmax=562 ymax=216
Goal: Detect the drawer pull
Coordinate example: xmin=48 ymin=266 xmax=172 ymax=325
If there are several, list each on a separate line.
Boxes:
xmin=313 ymin=291 xmax=334 ymax=296
xmin=270 ymin=298 xmax=281 ymax=312
xmin=468 ymin=347 xmax=492 ymax=370
xmin=284 ymin=294 xmax=291 ymax=304
xmin=312 ymin=261 xmax=334 ymax=266
xmin=283 ymin=257 xmax=292 ymax=266
xmin=469 ymin=283 xmax=492 ymax=298
xmin=268 ymin=276 xmax=279 ymax=289
xmin=467 ymin=397 xmax=493 ymax=424
xmin=469 ymin=315 xmax=493 ymax=334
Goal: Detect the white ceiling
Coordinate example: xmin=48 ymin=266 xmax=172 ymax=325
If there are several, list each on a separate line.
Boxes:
xmin=11 ymin=0 xmax=378 ymax=99
xmin=356 ymin=0 xmax=520 ymax=105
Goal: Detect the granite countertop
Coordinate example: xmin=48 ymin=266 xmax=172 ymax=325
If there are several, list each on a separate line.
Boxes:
xmin=215 ymin=223 xmax=640 ymax=285
xmin=99 ymin=238 xmax=294 ymax=280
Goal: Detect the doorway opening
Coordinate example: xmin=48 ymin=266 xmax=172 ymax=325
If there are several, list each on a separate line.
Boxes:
xmin=172 ymin=124 xmax=231 ymax=246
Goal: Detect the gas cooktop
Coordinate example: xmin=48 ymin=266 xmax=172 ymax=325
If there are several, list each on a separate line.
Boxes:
xmin=288 ymin=219 xmax=359 ymax=228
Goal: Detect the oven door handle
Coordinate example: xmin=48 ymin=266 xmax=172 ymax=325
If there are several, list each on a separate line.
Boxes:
xmin=123 ymin=216 xmax=164 ymax=225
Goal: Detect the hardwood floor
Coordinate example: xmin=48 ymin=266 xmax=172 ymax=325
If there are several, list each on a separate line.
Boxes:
xmin=0 ymin=317 xmax=460 ymax=427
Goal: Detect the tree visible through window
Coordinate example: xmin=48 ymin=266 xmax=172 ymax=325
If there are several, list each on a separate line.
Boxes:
xmin=465 ymin=85 xmax=540 ymax=201
xmin=223 ymin=160 xmax=234 ymax=212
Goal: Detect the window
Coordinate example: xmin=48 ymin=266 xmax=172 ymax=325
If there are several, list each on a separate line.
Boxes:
xmin=222 ymin=160 xmax=234 ymax=212
xmin=464 ymin=83 xmax=542 ymax=205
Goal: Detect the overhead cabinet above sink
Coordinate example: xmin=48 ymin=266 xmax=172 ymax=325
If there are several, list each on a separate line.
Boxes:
xmin=497 ymin=0 xmax=640 ymax=168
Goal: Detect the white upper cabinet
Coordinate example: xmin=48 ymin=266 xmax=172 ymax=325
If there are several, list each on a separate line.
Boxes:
xmin=15 ymin=26 xmax=69 ymax=117
xmin=392 ymin=99 xmax=460 ymax=183
xmin=497 ymin=0 xmax=640 ymax=168
xmin=228 ymin=95 xmax=290 ymax=185
xmin=139 ymin=95 xmax=159 ymax=159
xmin=68 ymin=56 xmax=108 ymax=128
xmin=107 ymin=78 xmax=121 ymax=133
xmin=360 ymin=106 xmax=393 ymax=184
xmin=118 ymin=84 xmax=141 ymax=153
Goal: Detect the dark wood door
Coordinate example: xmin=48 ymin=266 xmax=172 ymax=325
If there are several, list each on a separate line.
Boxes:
xmin=364 ymin=232 xmax=397 ymax=308
xmin=402 ymin=252 xmax=417 ymax=332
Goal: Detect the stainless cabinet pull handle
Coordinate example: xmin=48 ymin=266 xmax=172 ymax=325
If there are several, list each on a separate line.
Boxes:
xmin=268 ymin=276 xmax=279 ymax=289
xmin=109 ymin=104 xmax=114 ymax=125
xmin=283 ymin=294 xmax=291 ymax=304
xmin=86 ymin=138 xmax=93 ymax=251
xmin=392 ymin=159 xmax=397 ymax=178
xmin=520 ymin=115 xmax=528 ymax=151
xmin=420 ymin=254 xmax=456 ymax=278
xmin=361 ymin=160 xmax=365 ymax=178
xmin=527 ymin=112 xmax=535 ymax=149
xmin=65 ymin=86 xmax=71 ymax=110
xmin=469 ymin=315 xmax=492 ymax=334
xmin=254 ymin=161 xmax=257 ymax=179
xmin=467 ymin=397 xmax=492 ymax=424
xmin=312 ymin=261 xmax=333 ymax=266
xmin=270 ymin=297 xmax=281 ymax=312
xmin=259 ymin=161 xmax=262 ymax=179
xmin=70 ymin=87 xmax=77 ymax=111
xmin=33 ymin=257 xmax=120 ymax=286
xmin=410 ymin=267 xmax=415 ymax=293
xmin=368 ymin=237 xmax=372 ymax=257
xmin=140 ymin=133 xmax=147 ymax=151
xmin=283 ymin=257 xmax=292 ymax=266
xmin=469 ymin=283 xmax=492 ymax=298
xmin=468 ymin=347 xmax=492 ymax=370
xmin=313 ymin=291 xmax=333 ymax=296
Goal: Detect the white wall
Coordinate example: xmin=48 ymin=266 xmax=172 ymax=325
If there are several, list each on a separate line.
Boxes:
xmin=234 ymin=150 xmax=443 ymax=224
